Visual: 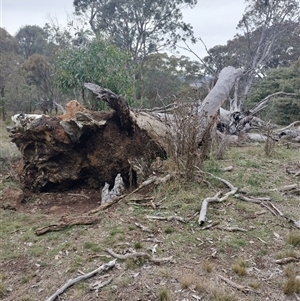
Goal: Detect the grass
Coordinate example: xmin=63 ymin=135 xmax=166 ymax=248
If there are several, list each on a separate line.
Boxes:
xmin=180 ymin=273 xmax=194 ymax=289
xmin=83 ymin=241 xmax=101 ymax=252
xmin=0 ymin=142 xmax=299 ymax=300
xmin=202 ymin=261 xmax=213 ymax=273
xmin=134 ymin=241 xmax=143 ymax=249
xmin=282 ymin=277 xmax=300 ymax=295
xmin=157 ymin=287 xmax=170 ymax=301
xmin=287 ymin=231 xmax=300 ymax=247
xmin=232 ymin=258 xmax=248 ymax=276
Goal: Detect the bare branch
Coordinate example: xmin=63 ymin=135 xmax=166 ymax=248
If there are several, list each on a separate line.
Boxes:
xmin=45 ymin=260 xmax=116 ymax=301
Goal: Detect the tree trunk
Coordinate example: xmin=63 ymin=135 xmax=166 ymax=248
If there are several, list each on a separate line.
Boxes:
xmin=9 ymin=67 xmax=243 ymax=192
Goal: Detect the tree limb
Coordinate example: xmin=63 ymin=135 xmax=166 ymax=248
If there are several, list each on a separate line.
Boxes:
xmin=45 ymin=259 xmax=116 ymax=301
xmin=35 ymin=215 xmax=101 ymax=235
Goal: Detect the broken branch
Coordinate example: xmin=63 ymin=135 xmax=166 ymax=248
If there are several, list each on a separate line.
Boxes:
xmin=45 ymin=259 xmax=116 ymax=301
xmin=35 ymin=215 xmax=101 ymax=235
xmin=196 ymin=171 xmax=237 ymax=225
xmin=218 ymin=275 xmax=257 ymax=294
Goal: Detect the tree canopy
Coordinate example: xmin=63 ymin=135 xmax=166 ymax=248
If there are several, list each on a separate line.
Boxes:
xmin=55 ymin=39 xmax=135 ymax=109
xmin=73 ymin=0 xmax=197 ymax=61
xmin=247 ymin=58 xmax=300 ymax=124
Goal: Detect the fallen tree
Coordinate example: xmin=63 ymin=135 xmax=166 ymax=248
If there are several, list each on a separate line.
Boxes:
xmin=9 ymin=66 xmax=244 ymax=192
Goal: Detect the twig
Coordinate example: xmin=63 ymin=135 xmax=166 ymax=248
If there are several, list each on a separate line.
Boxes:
xmin=146 ymin=215 xmax=187 ymax=223
xmin=236 ymin=194 xmax=300 ymax=229
xmin=218 ymin=275 xmax=257 ymax=294
xmin=135 ymin=222 xmax=153 ymax=233
xmin=216 ymin=226 xmax=247 ymax=232
xmin=275 ymin=256 xmax=300 ymax=265
xmin=67 ymin=193 xmax=90 ymax=199
xmin=105 ymin=248 xmax=173 ymax=264
xmin=201 ymin=221 xmax=220 ymax=230
xmin=45 ymin=260 xmax=116 ymax=301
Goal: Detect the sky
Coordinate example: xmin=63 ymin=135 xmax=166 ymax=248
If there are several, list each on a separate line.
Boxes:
xmin=0 ymin=0 xmax=246 ymax=59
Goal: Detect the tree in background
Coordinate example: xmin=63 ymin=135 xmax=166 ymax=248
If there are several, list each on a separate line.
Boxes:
xmin=142 ymin=53 xmax=203 ymax=107
xmin=247 ymin=58 xmax=300 ymax=124
xmin=15 ymin=25 xmax=48 ymax=59
xmin=73 ymin=0 xmax=197 ymax=99
xmin=202 ymin=0 xmax=299 ymax=113
xmin=56 ymin=39 xmax=135 ymax=109
xmin=22 ymin=54 xmax=55 ymax=114
xmin=0 ymin=28 xmax=19 ymax=120
xmin=73 ymin=0 xmax=196 ymax=60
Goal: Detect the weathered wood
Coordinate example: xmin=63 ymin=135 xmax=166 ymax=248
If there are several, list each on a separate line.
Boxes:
xmin=35 ymin=215 xmax=101 ymax=235
xmin=45 ymin=259 xmax=116 ymax=301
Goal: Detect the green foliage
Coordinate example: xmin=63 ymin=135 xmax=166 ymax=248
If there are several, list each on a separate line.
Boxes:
xmin=247 ymin=58 xmax=300 ymax=124
xmin=56 ymin=39 xmax=135 ymax=109
xmin=74 ymin=0 xmax=197 ymax=60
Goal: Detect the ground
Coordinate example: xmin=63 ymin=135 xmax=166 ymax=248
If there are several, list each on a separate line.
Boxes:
xmin=0 ymin=123 xmax=300 ymax=301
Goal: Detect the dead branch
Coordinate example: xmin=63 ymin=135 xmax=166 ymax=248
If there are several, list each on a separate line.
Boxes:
xmin=201 ymin=221 xmax=220 ymax=230
xmin=90 ymin=275 xmax=113 ymax=289
xmin=218 ymin=275 xmax=257 ymax=294
xmin=278 ymin=184 xmax=298 ymax=192
xmin=276 ymin=121 xmax=300 ymax=133
xmin=249 ymin=92 xmax=296 ymax=116
xmin=35 ymin=215 xmax=101 ymax=235
xmin=45 ymin=259 xmax=116 ymax=301
xmin=67 ymin=193 xmax=90 ymax=199
xmin=105 ymin=248 xmax=173 ymax=264
xmin=196 ymin=170 xmax=237 ymax=225
xmin=135 ymin=222 xmax=153 ymax=233
xmin=146 ymin=215 xmax=187 ymax=223
xmin=235 ymin=194 xmax=300 ymax=229
xmin=275 ymin=256 xmax=300 ymax=265
xmin=216 ymin=226 xmax=247 ymax=232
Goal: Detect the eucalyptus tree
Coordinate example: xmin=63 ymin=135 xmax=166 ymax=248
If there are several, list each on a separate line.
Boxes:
xmin=202 ymin=0 xmax=300 ymax=113
xmin=15 ymin=25 xmax=48 ymax=59
xmin=55 ymin=39 xmax=135 ymax=109
xmin=0 ymin=28 xmax=19 ymax=120
xmin=73 ymin=0 xmax=197 ymax=61
xmin=73 ymin=0 xmax=197 ymax=99
xmin=235 ymin=0 xmax=300 ymax=107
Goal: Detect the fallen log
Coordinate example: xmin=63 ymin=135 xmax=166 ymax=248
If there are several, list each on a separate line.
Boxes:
xmin=9 ymin=66 xmax=243 ymax=193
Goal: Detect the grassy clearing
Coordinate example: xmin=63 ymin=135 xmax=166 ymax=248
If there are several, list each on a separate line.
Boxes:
xmin=0 ymin=141 xmax=299 ymax=300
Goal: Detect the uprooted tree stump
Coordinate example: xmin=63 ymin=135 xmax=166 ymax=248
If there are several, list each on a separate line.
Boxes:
xmin=9 ymin=66 xmax=244 ymax=192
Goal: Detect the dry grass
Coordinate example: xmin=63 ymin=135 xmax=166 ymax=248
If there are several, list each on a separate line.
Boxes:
xmin=157 ymin=287 xmax=170 ymax=301
xmin=180 ymin=273 xmax=194 ymax=289
xmin=287 ymin=231 xmax=300 ymax=247
xmin=202 ymin=261 xmax=213 ymax=273
xmin=232 ymin=258 xmax=248 ymax=276
xmin=165 ymin=99 xmax=212 ymax=181
xmin=282 ymin=276 xmax=300 ymax=295
xmin=276 ymin=249 xmax=297 ymax=259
